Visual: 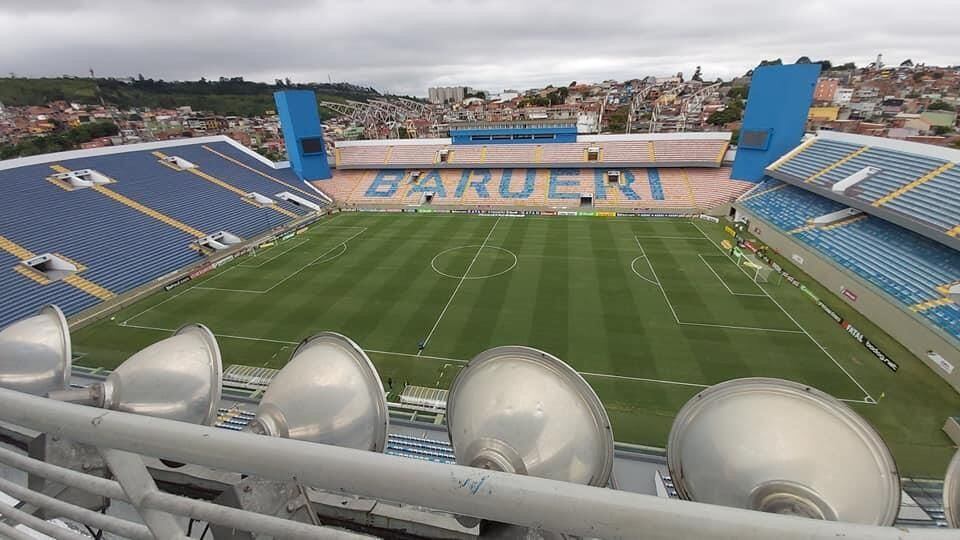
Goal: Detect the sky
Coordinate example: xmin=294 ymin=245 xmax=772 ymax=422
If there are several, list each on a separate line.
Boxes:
xmin=1 ymin=0 xmax=958 ymax=97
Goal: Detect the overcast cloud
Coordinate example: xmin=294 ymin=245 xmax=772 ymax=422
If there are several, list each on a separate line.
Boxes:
xmin=1 ymin=0 xmax=957 ymax=96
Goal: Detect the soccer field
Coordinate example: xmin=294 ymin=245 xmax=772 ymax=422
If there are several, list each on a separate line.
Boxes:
xmin=72 ymin=212 xmax=960 ymax=477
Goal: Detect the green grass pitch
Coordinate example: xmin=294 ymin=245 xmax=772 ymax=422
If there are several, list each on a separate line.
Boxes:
xmin=72 ymin=212 xmax=960 ymax=477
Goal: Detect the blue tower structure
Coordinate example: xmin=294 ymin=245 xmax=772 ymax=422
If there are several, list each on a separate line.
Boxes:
xmin=731 ymin=64 xmax=821 ymax=182
xmin=274 ymin=90 xmax=332 ymax=180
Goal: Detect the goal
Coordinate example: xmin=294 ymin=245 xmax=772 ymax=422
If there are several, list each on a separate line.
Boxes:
xmin=734 ymin=250 xmax=780 ymax=285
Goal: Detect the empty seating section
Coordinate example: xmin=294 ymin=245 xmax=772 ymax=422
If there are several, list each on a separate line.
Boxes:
xmin=447 ymin=145 xmax=483 ymax=164
xmin=387 ymin=144 xmax=443 ymax=166
xmin=337 ymin=145 xmax=389 ymax=166
xmin=173 ymin=142 xmax=330 ymax=208
xmin=743 ymin=183 xmax=960 ymax=340
xmin=481 ymin=144 xmax=541 ymax=165
xmin=687 ymin=168 xmax=753 ymax=209
xmin=0 ymin=141 xmax=314 ymax=328
xmin=0 ymin=161 xmax=202 ymax=325
xmin=598 ymin=141 xmax=651 ymax=163
xmin=651 ymin=140 xmax=726 ymax=163
xmin=796 ymin=220 xmax=960 ymax=306
xmin=0 ymin=250 xmax=97 ymax=329
xmin=775 ymin=139 xmax=863 ymax=181
xmin=771 ymin=135 xmax=960 ymax=234
xmin=741 ymin=180 xmax=845 ymax=230
xmin=923 ymin=304 xmax=960 ymax=340
xmin=887 ymin=166 xmax=960 ymax=230
xmin=834 ymin=149 xmax=945 ymax=201
xmin=70 ymin=152 xmax=288 ymax=239
xmin=334 ymin=137 xmax=729 ymax=168
xmin=385 ymin=434 xmax=455 ymax=464
xmin=540 ymin=143 xmax=591 ymax=163
xmin=326 ymin=167 xmax=750 ymax=211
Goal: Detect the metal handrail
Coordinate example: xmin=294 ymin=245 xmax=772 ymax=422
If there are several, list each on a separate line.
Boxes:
xmin=0 ymin=387 xmax=954 ymax=539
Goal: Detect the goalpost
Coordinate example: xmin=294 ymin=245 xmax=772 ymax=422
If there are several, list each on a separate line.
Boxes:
xmin=732 ymin=249 xmax=781 ymax=285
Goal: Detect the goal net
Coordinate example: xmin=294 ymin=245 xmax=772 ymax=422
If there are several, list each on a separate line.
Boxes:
xmin=733 ymin=250 xmax=779 ymax=285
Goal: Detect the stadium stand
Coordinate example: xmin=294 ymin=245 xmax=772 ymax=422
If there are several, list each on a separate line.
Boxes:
xmin=0 ymin=138 xmax=325 ymax=329
xmin=740 ymin=180 xmax=960 ymax=340
xmin=321 ymin=166 xmax=752 ymax=210
xmin=767 ymin=132 xmax=960 ymax=240
xmin=333 ymin=134 xmax=731 ymax=170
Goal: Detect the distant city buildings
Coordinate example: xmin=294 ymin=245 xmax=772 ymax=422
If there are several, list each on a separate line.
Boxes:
xmin=427 ymin=86 xmax=472 ymax=104
xmin=2 ymin=61 xmax=958 ymax=160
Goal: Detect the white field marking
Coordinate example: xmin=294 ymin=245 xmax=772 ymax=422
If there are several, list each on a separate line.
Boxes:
xmin=697 ymin=254 xmax=768 ymax=297
xmin=365 ymin=349 xmax=468 ymax=364
xmin=690 ymin=221 xmax=874 ymax=402
xmin=633 ymin=235 xmax=711 ymax=240
xmin=193 ymin=228 xmax=366 ymax=294
xmin=635 ymin=237 xmax=802 ymax=334
xmin=241 ymin=239 xmax=310 ymax=268
xmin=114 ymin=324 xmax=873 ymax=404
xmin=580 ymin=371 xmax=709 ymax=389
xmin=307 ymin=242 xmax=347 ymax=266
xmin=436 ymin=363 xmax=451 ymax=387
xmin=431 ymin=245 xmax=518 ymax=280
xmin=121 ymin=265 xmax=238 ymax=325
xmin=419 ymin=217 xmax=502 ymax=356
xmin=635 ymin=238 xmax=680 ymax=324
xmin=677 ymin=321 xmax=803 ymax=334
xmin=629 ymin=256 xmax=659 ymax=286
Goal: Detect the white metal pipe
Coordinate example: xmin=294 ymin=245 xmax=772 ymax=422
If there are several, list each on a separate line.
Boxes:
xmin=0 ymin=520 xmax=41 ymax=540
xmin=0 ymin=476 xmax=152 ymax=540
xmin=0 ymin=445 xmax=364 ymax=540
xmin=143 ymin=491 xmax=369 ymax=540
xmin=0 ymin=501 xmax=91 ymax=540
xmin=0 ymin=388 xmax=954 ymax=540
xmin=101 ymin=449 xmax=187 ymax=540
xmin=0 ymin=445 xmax=126 ymax=500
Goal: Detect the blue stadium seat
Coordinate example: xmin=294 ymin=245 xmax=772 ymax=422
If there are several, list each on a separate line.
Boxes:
xmin=0 ymin=142 xmax=314 ymax=328
xmin=743 ymin=180 xmax=960 ymax=340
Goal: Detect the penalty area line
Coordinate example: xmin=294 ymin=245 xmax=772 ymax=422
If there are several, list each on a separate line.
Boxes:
xmin=113 ymin=324 xmax=874 ymax=404
xmin=690 ymin=221 xmax=875 ymax=403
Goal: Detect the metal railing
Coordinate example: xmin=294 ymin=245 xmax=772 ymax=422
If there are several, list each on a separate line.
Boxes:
xmin=0 ymin=387 xmax=954 ymax=539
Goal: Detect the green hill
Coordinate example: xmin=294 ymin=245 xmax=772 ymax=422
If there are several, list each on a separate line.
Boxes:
xmin=0 ymin=76 xmax=387 ymax=117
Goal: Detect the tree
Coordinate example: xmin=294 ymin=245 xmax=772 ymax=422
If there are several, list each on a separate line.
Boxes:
xmin=727 ymin=86 xmax=749 ymax=101
xmin=757 ymin=58 xmax=783 ymax=68
xmin=691 ymin=66 xmax=703 ymax=82
xmin=932 ymin=72 xmax=944 ymax=79
xmin=605 ymin=108 xmax=628 ymax=133
xmin=932 ymin=125 xmax=952 ymax=135
xmin=900 ymin=59 xmax=914 ymax=67
xmin=928 ymin=101 xmax=955 ymax=111
xmin=815 ymin=60 xmax=832 ymax=71
xmin=707 ymin=102 xmax=743 ymax=126
xmin=796 ymin=56 xmax=812 ymax=64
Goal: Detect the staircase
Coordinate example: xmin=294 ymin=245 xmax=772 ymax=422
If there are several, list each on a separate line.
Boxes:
xmin=873 ymin=162 xmax=955 ymax=207
xmin=806 ymin=146 xmax=869 ymax=183
xmin=910 ymin=297 xmax=954 ymax=313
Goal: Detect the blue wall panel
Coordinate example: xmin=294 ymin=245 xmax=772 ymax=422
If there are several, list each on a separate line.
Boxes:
xmin=731 ymin=64 xmax=820 ymax=182
xmin=451 ymin=126 xmax=578 ymax=145
xmin=274 ymin=90 xmax=332 ymax=180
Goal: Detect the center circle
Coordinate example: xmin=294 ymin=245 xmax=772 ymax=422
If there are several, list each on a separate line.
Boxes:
xmin=431 ymin=245 xmax=518 ymax=280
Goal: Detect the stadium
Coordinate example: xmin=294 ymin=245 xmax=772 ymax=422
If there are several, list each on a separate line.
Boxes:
xmin=0 ymin=64 xmax=958 ymax=538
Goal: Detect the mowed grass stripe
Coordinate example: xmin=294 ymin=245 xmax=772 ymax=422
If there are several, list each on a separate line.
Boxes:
xmin=371 ymin=215 xmax=477 ymax=354
xmin=454 ymin=218 xmax=528 ymax=354
xmin=68 ymin=213 xmax=960 ymax=477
